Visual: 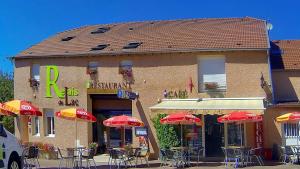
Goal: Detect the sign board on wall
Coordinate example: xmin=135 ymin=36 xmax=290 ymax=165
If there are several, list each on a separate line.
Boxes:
xmin=117 ymin=89 xmax=138 ymax=100
xmin=135 ymin=127 xmax=148 ymax=137
xmin=45 ymin=65 xmax=79 ymax=106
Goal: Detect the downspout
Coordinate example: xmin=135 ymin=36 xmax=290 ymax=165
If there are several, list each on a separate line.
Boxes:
xmin=265 ymin=20 xmax=275 ymax=105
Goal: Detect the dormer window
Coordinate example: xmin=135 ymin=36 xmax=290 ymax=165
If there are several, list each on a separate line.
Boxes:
xmin=91 ymin=27 xmax=110 ymax=34
xmin=123 ymin=42 xmax=142 ymax=49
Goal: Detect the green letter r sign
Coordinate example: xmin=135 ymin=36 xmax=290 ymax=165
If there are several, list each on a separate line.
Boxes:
xmin=45 ymin=65 xmax=64 ymax=98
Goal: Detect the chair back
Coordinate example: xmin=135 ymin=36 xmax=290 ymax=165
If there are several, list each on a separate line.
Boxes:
xmin=27 ymin=146 xmax=39 ymax=159
xmin=57 ymin=147 xmax=63 ymax=158
xmin=87 ymin=148 xmax=96 ymax=159
xmin=66 ymin=148 xmax=75 ymax=157
xmin=285 ymin=146 xmax=295 ymax=155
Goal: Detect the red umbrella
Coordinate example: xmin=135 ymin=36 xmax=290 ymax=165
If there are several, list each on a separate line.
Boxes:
xmin=218 ymin=111 xmax=262 ymax=146
xmin=103 ymin=115 xmax=144 ymax=127
xmin=160 ymin=112 xmax=202 ymax=147
xmin=0 ymin=103 xmax=15 ymax=116
xmin=217 ymin=111 xmax=262 ymax=123
xmin=160 ymin=112 xmax=202 ymax=125
xmin=56 ymin=108 xmax=96 ymax=147
xmin=3 ymin=100 xmax=42 ymax=116
xmin=103 ymin=115 xmax=144 ymax=147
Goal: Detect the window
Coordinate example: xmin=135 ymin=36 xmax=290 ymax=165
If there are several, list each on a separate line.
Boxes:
xmin=198 ymin=56 xmax=226 ymax=92
xmin=87 ymin=61 xmax=99 ymax=74
xmin=32 ymin=117 xmax=40 ymax=136
xmin=31 ymin=64 xmax=40 ymax=82
xmin=228 ymin=123 xmax=244 ymax=146
xmin=61 ymin=36 xmax=75 ymax=41
xmin=123 ymin=42 xmax=142 ymax=49
xmin=44 ymin=109 xmax=55 ymax=137
xmin=90 ymin=44 xmax=109 ymax=51
xmin=284 ymin=123 xmax=299 ymax=137
xmin=91 ymin=27 xmax=110 ymax=34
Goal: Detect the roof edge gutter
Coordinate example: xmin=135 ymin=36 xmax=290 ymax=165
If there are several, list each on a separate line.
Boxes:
xmin=13 ymin=48 xmax=269 ymax=59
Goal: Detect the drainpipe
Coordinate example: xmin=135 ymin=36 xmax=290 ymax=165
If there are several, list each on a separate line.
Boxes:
xmin=265 ymin=20 xmax=275 ymax=105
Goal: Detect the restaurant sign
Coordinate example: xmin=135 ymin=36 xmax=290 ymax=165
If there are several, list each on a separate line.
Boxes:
xmin=45 ymin=66 xmax=79 ymax=106
xmin=135 ymin=127 xmax=148 ymax=136
xmin=117 ymin=89 xmax=138 ymax=100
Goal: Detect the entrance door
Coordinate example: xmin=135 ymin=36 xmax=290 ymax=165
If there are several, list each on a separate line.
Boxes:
xmin=205 ymin=115 xmax=224 ymax=157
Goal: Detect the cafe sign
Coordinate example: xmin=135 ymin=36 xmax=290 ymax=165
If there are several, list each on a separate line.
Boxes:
xmin=45 ymin=65 xmax=79 ymax=106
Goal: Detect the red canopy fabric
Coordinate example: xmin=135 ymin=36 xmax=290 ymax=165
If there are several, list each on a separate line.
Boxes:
xmin=160 ymin=112 xmax=202 ymax=125
xmin=3 ymin=100 xmax=42 ymax=116
xmin=217 ymin=111 xmax=262 ymax=123
xmin=103 ymin=115 xmax=144 ymax=127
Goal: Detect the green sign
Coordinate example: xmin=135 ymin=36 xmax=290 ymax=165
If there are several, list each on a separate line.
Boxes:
xmin=45 ymin=65 xmax=79 ymax=98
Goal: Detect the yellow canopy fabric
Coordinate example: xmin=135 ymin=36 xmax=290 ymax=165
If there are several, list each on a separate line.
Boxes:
xmin=276 ymin=112 xmax=300 ymax=123
xmin=150 ymin=98 xmax=266 ymax=115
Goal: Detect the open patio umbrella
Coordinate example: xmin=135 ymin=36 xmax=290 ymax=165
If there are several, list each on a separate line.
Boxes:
xmin=56 ymin=108 xmax=96 ymax=147
xmin=160 ymin=112 xmax=202 ymax=147
xmin=103 ymin=115 xmax=144 ymax=147
xmin=276 ymin=112 xmax=300 ymax=148
xmin=2 ymin=100 xmax=42 ymax=116
xmin=0 ymin=103 xmax=15 ymax=116
xmin=218 ymin=111 xmax=262 ymax=147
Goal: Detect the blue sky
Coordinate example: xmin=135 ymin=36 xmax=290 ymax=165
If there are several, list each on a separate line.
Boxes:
xmin=0 ymin=0 xmax=299 ymax=73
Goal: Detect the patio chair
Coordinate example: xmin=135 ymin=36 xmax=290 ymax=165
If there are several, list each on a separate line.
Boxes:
xmin=22 ymin=146 xmax=40 ymax=169
xmin=246 ymin=147 xmax=264 ymax=166
xmin=188 ymin=146 xmax=204 ymax=166
xmin=160 ymin=149 xmax=176 ymax=167
xmin=82 ymin=148 xmax=97 ymax=169
xmin=57 ymin=147 xmax=76 ymax=169
xmin=280 ymin=146 xmax=297 ymax=164
xmin=135 ymin=147 xmax=150 ymax=167
xmin=221 ymin=147 xmax=241 ymax=168
xmin=108 ymin=149 xmax=128 ymax=169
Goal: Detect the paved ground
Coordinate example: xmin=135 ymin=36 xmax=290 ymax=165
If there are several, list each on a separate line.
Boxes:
xmin=38 ymin=159 xmax=300 ymax=169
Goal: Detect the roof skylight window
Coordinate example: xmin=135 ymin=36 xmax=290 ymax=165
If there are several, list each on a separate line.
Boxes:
xmin=61 ymin=36 xmax=75 ymax=41
xmin=91 ymin=27 xmax=110 ymax=34
xmin=123 ymin=42 xmax=142 ymax=49
xmin=90 ymin=44 xmax=110 ymax=51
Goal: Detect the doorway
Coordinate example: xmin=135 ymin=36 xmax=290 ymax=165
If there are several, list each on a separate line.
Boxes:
xmin=91 ymin=94 xmax=132 ymax=154
xmin=205 ymin=115 xmax=224 ymax=157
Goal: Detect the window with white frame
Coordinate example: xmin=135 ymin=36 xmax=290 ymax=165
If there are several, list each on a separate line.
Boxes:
xmin=198 ymin=56 xmax=226 ymax=92
xmin=32 ymin=117 xmax=40 ymax=136
xmin=284 ymin=123 xmax=299 ymax=137
xmin=31 ymin=64 xmax=40 ymax=81
xmin=44 ymin=109 xmax=55 ymax=137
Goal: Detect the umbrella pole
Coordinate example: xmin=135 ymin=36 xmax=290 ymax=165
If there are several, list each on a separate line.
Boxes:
xmin=181 ymin=124 xmax=183 ymax=147
xmin=75 ymin=119 xmax=78 ymax=148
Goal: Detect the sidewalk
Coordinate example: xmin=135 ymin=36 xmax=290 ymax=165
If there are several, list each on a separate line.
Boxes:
xmin=38 ymin=158 xmax=299 ymax=169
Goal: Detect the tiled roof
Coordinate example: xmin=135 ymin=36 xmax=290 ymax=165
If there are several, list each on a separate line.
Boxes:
xmin=16 ymin=17 xmax=269 ymax=58
xmin=270 ymin=40 xmax=300 ymax=70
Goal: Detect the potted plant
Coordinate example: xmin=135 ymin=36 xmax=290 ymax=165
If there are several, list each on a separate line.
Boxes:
xmin=88 ymin=142 xmax=98 ymax=150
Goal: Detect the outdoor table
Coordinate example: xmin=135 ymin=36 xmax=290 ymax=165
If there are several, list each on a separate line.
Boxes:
xmin=227 ymin=146 xmax=250 ymax=167
xmin=72 ymin=147 xmax=86 ymax=169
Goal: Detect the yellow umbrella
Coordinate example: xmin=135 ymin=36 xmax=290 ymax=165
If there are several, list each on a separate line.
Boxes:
xmin=56 ymin=108 xmax=96 ymax=147
xmin=276 ymin=112 xmax=300 ymax=148
xmin=2 ymin=100 xmax=42 ymax=116
xmin=276 ymin=112 xmax=300 ymax=123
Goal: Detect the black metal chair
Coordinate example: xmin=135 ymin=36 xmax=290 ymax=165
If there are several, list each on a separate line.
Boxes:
xmin=281 ymin=146 xmax=297 ymax=164
xmin=57 ymin=147 xmax=76 ymax=169
xmin=22 ymin=146 xmax=40 ymax=169
xmin=246 ymin=147 xmax=264 ymax=166
xmin=221 ymin=147 xmax=241 ymax=168
xmin=134 ymin=147 xmax=150 ymax=167
xmin=188 ymin=146 xmax=204 ymax=166
xmin=82 ymin=148 xmax=97 ymax=169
